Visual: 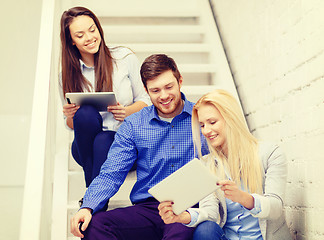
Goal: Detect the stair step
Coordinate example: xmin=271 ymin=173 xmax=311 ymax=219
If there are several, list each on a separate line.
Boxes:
xmin=97 ymin=11 xmax=199 ymax=18
xmin=103 ymin=25 xmax=205 ymax=34
xmin=182 ymin=85 xmax=218 ymax=103
xmin=68 ymin=170 xmax=136 ymax=204
xmin=110 ymin=43 xmax=211 ymax=53
xmin=178 ymin=64 xmax=217 ymax=73
xmin=103 ymin=25 xmax=205 ymax=44
xmin=105 ymin=32 xmax=204 ymax=44
xmin=136 ymin=52 xmax=209 ymax=65
xmin=99 ymin=16 xmax=199 ymax=26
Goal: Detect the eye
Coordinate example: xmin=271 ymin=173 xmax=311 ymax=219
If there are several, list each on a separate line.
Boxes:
xmin=90 ymin=27 xmax=95 ymax=32
xmin=210 ymin=121 xmax=216 ymax=125
xmin=76 ymin=34 xmax=83 ymax=38
xmin=200 ymin=123 xmax=204 ymax=128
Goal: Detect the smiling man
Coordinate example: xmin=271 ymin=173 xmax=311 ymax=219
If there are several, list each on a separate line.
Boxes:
xmin=70 ymin=54 xmax=207 ymax=240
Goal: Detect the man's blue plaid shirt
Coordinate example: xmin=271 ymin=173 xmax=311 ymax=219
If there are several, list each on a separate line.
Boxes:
xmin=83 ymin=93 xmax=207 ymax=213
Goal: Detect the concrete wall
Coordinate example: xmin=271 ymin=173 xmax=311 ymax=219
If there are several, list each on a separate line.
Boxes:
xmin=0 ymin=1 xmax=42 ymax=239
xmin=211 ymin=0 xmax=324 ymax=239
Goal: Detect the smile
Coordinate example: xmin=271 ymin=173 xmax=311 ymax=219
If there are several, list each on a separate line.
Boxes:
xmin=208 ymin=134 xmax=218 ymax=140
xmin=161 ymin=99 xmax=172 ymax=105
xmin=86 ymin=40 xmax=96 ymax=48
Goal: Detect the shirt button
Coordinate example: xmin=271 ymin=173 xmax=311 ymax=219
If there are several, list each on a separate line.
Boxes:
xmin=171 ymin=125 xmax=174 ymax=128
xmin=171 ymin=164 xmax=174 ymax=167
xmin=172 ymin=146 xmax=175 ymax=149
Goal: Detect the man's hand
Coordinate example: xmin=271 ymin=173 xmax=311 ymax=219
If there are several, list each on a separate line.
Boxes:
xmin=70 ymin=208 xmax=92 ymax=238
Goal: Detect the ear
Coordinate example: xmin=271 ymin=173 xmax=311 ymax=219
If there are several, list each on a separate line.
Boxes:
xmin=178 ymin=76 xmax=183 ymax=88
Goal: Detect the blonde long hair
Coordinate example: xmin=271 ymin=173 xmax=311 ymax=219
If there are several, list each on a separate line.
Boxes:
xmin=192 ymin=89 xmax=263 ymax=194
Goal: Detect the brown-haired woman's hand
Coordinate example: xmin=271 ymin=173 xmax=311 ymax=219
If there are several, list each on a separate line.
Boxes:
xmin=63 ymin=103 xmax=80 ymax=118
xmin=158 ymin=201 xmax=191 ymax=225
xmin=107 ymin=102 xmax=126 ymax=121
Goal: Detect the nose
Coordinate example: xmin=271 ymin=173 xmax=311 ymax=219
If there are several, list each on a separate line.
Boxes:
xmin=160 ymin=89 xmax=168 ymax=100
xmin=84 ymin=32 xmax=93 ymax=41
xmin=201 ymin=125 xmax=211 ymax=136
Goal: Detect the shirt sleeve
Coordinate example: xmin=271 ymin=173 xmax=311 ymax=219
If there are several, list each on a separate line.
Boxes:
xmin=246 ymin=193 xmax=262 ymax=215
xmin=126 ymin=52 xmax=151 ymax=106
xmin=185 ymin=209 xmax=199 ymax=227
xmin=81 ymin=120 xmax=138 ymax=213
xmin=185 ymin=192 xmax=222 ymax=228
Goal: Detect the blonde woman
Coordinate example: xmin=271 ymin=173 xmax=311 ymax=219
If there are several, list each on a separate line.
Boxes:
xmin=158 ymin=89 xmax=292 ymax=240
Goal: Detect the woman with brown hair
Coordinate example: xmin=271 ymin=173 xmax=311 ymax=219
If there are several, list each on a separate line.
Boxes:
xmin=59 ymin=7 xmax=150 ymax=189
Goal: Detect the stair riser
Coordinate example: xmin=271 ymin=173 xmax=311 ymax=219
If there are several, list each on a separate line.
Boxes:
xmin=106 ymin=33 xmax=204 ymax=44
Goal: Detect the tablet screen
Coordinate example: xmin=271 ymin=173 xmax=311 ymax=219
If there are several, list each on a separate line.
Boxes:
xmin=65 ymin=92 xmax=117 ymax=111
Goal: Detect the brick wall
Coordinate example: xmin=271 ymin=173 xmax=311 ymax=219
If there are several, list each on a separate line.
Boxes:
xmin=210 ymin=0 xmax=324 ymax=239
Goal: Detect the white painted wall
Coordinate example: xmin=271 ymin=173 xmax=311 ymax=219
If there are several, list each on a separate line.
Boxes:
xmin=210 ymin=1 xmax=324 ymax=239
xmin=0 ymin=1 xmax=42 ymax=239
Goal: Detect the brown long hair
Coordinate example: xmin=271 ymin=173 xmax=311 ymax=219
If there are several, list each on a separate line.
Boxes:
xmin=60 ymin=6 xmax=113 ymax=98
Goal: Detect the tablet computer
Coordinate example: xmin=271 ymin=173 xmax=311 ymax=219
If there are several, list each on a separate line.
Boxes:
xmin=65 ymin=92 xmax=117 ymax=111
xmin=148 ymin=158 xmax=219 ymax=215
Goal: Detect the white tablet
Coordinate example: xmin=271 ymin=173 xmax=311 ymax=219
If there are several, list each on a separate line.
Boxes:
xmin=148 ymin=158 xmax=219 ymax=215
xmin=65 ymin=92 xmax=117 ymax=111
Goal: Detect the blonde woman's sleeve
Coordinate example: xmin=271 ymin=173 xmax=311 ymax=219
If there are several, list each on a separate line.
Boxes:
xmin=186 ymin=193 xmax=221 ymax=227
xmin=250 ymin=143 xmax=287 ymax=220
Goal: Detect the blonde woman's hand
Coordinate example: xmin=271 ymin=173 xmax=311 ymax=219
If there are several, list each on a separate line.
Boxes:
xmin=63 ymin=103 xmax=80 ymax=118
xmin=217 ymin=180 xmax=254 ymax=209
xmin=108 ymin=102 xmax=126 ymax=121
xmin=158 ymin=201 xmax=191 ymax=225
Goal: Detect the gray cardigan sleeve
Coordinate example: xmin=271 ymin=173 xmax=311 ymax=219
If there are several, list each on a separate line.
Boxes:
xmin=251 ymin=143 xmax=288 ymax=220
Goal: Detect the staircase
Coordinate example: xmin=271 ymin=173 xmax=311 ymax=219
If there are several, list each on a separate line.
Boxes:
xmin=51 ymin=0 xmax=238 ymax=239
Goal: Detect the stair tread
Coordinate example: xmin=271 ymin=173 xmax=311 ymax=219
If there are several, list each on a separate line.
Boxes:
xmin=178 ymin=64 xmax=217 ymax=73
xmin=110 ymin=43 xmax=211 ymax=52
xmin=103 ymin=25 xmax=205 ymax=33
xmin=97 ymin=11 xmax=200 ymax=18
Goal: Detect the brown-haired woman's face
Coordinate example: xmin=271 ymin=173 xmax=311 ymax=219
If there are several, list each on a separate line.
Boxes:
xmin=197 ymin=103 xmax=226 ymax=150
xmin=69 ymin=15 xmax=101 ymax=59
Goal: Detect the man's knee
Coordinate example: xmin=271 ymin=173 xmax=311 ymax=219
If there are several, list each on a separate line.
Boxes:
xmin=83 ymin=212 xmax=117 ymax=240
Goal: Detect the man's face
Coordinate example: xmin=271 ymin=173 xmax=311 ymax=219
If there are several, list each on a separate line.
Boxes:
xmin=146 ymin=70 xmax=183 ymax=118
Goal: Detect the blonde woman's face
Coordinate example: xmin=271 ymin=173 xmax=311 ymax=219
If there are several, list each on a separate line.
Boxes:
xmin=69 ymin=15 xmax=101 ymax=60
xmin=197 ymin=104 xmax=226 ymax=150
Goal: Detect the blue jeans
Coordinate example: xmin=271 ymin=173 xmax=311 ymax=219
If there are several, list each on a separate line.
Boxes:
xmin=72 ymin=105 xmax=116 ymax=187
xmin=193 ymin=221 xmax=228 ymax=240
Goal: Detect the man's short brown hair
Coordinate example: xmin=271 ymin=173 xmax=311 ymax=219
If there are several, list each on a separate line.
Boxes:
xmin=140 ymin=54 xmax=181 ymax=90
